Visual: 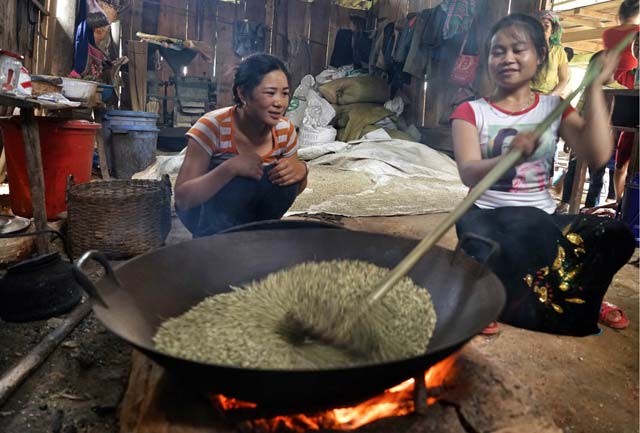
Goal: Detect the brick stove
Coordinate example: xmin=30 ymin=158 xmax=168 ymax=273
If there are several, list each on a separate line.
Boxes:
xmin=119 ymin=345 xmax=561 ymax=433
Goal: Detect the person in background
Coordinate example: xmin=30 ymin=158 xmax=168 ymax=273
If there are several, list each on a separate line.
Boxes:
xmin=556 ymin=51 xmax=616 ymax=213
xmin=175 ymin=53 xmax=308 ymax=237
xmin=531 ymin=10 xmax=570 ymax=96
xmin=450 ymin=14 xmax=635 ymax=336
xmin=604 ymin=0 xmax=639 ymax=88
xmin=603 ymin=0 xmax=639 ymax=201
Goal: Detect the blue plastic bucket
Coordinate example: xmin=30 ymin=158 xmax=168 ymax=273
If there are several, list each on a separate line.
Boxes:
xmin=103 ymin=111 xmax=159 ymax=179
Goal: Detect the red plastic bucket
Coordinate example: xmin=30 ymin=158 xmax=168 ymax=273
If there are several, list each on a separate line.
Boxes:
xmin=0 ymin=118 xmax=100 ymax=220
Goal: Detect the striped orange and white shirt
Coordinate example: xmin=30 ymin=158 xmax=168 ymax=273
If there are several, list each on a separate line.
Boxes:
xmin=185 ymin=106 xmax=298 ymax=164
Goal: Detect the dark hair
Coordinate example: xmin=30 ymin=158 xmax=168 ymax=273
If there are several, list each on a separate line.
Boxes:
xmin=564 ymin=46 xmax=574 ymax=62
xmin=232 ymin=53 xmax=291 ymax=106
xmin=485 ymin=13 xmax=549 ymax=71
xmin=589 ymin=50 xmax=605 ymax=65
xmin=619 ymin=0 xmax=639 ymax=20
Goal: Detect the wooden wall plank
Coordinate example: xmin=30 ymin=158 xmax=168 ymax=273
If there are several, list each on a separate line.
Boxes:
xmin=215 ymin=1 xmax=239 ymax=107
xmin=265 ymin=0 xmax=276 ymax=53
xmin=510 ymin=0 xmax=540 ymax=14
xmin=309 ymin=0 xmax=331 ymax=74
xmin=245 ymin=0 xmax=266 ymax=23
xmin=286 ymin=0 xmax=310 ymax=87
xmin=377 ymin=0 xmax=408 ymax=22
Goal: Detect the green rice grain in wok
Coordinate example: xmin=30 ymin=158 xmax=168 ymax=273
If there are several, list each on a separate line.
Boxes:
xmin=153 ymin=260 xmax=437 ymax=369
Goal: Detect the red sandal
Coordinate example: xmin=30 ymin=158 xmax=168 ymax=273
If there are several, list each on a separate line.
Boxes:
xmin=599 ymin=301 xmax=630 ymax=330
xmin=480 ymin=321 xmax=500 ymax=336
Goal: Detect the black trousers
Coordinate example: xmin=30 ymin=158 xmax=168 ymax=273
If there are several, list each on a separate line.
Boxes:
xmin=456 ymin=206 xmax=635 ymax=336
xmin=176 ymin=157 xmax=300 ymax=238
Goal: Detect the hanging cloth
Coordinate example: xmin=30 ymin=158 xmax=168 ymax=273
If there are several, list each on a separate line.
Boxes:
xmin=439 ymin=0 xmax=476 ymax=40
xmin=330 ymin=29 xmax=354 ymax=67
xmin=233 ymin=20 xmax=266 ymax=58
xmin=72 ymin=0 xmax=97 ymax=77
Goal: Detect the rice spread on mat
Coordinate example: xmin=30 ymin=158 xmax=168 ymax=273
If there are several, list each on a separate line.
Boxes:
xmin=153 ymin=260 xmax=437 ymax=369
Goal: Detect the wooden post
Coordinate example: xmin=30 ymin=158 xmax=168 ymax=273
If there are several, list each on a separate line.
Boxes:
xmin=20 ymin=108 xmax=49 ymax=254
xmin=0 ymin=302 xmax=91 ymax=406
xmin=569 ymin=158 xmax=587 ymax=214
xmin=94 ymin=109 xmax=111 ymax=179
xmin=413 ymin=373 xmax=428 ymax=415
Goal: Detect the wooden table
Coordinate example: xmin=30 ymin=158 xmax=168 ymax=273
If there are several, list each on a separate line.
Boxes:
xmin=0 ymin=93 xmax=99 ymax=254
xmin=568 ymin=88 xmax=639 ymax=213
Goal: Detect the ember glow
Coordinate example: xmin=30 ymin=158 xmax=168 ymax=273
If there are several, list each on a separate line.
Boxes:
xmin=211 ymin=356 xmax=457 ymax=432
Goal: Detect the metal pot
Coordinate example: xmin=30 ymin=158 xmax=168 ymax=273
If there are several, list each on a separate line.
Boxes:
xmin=0 ymin=230 xmax=81 ymax=322
xmin=73 ymin=222 xmax=505 ymax=412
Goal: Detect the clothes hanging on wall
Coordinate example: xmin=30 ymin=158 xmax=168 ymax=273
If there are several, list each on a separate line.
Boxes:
xmin=233 ymin=20 xmax=266 ymax=58
xmin=330 ymin=29 xmax=372 ymax=69
xmin=403 ymin=7 xmax=446 ymax=80
xmin=363 ymin=3 xmax=476 ymax=95
xmin=440 ymin=0 xmax=477 ymax=40
xmin=393 ymin=15 xmax=417 ymax=64
xmin=72 ymin=0 xmax=101 ymax=77
xmin=352 ymin=30 xmax=372 ymax=69
xmin=330 ymin=29 xmax=354 ymax=68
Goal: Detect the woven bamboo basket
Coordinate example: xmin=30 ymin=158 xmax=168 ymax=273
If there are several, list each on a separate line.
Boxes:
xmin=67 ymin=177 xmax=172 ymax=259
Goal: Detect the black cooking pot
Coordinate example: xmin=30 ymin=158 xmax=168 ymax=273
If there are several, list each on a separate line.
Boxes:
xmin=73 ymin=221 xmax=505 ymax=412
xmin=0 ymin=230 xmax=82 ymax=322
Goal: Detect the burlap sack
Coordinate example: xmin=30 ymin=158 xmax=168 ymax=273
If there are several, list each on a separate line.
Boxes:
xmin=319 ymin=75 xmax=390 ymax=105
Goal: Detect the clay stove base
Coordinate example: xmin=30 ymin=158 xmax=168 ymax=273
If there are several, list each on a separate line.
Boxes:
xmin=119 ymin=345 xmax=561 ymax=433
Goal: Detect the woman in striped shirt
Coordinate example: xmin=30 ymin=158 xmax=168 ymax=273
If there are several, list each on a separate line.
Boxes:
xmin=175 ymin=54 xmax=308 ymax=237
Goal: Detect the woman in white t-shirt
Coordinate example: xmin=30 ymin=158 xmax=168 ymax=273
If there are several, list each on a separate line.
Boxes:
xmin=450 ymin=14 xmax=635 ymax=336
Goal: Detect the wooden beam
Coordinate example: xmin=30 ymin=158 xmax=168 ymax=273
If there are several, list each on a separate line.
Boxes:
xmin=0 ymin=302 xmax=91 ymax=407
xmin=564 ymin=40 xmax=604 ymax=53
xmin=553 ymin=0 xmax=617 ymax=10
xmin=563 ymin=26 xmax=615 ymax=42
xmin=574 ymin=7 xmax=616 ymax=22
xmin=589 ymin=0 xmax=620 ymax=12
xmin=559 ymin=14 xmax=604 ymax=28
xmin=50 ymin=0 xmax=77 ymax=75
xmin=20 ymin=109 xmax=49 ymax=253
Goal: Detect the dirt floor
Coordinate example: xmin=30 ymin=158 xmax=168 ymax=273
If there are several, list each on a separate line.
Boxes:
xmin=0 ymin=212 xmax=638 ymax=433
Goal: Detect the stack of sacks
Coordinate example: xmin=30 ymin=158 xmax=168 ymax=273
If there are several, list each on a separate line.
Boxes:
xmin=318 ymin=75 xmax=414 ymax=142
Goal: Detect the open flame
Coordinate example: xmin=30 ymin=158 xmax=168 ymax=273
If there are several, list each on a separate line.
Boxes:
xmin=211 ymin=356 xmax=457 ymax=432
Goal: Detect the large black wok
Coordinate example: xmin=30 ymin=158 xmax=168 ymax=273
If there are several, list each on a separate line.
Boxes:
xmin=75 ymin=222 xmax=505 ymax=412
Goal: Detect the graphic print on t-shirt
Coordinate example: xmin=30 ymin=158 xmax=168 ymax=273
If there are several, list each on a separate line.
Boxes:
xmin=486 ymin=123 xmax=555 ymax=193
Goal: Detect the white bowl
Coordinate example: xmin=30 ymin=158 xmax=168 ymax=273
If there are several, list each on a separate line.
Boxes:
xmin=61 ymin=78 xmax=98 ymax=101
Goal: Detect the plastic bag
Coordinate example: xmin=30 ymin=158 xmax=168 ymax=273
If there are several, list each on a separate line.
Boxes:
xmin=302 ymin=90 xmax=335 ymax=128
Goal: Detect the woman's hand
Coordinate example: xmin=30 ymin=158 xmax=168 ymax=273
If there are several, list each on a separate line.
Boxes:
xmin=268 ymin=157 xmax=307 ymax=186
xmin=592 ymin=50 xmax=620 ymax=86
xmin=227 ymin=153 xmax=264 ymax=180
xmin=509 ymin=132 xmax=539 ymax=158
